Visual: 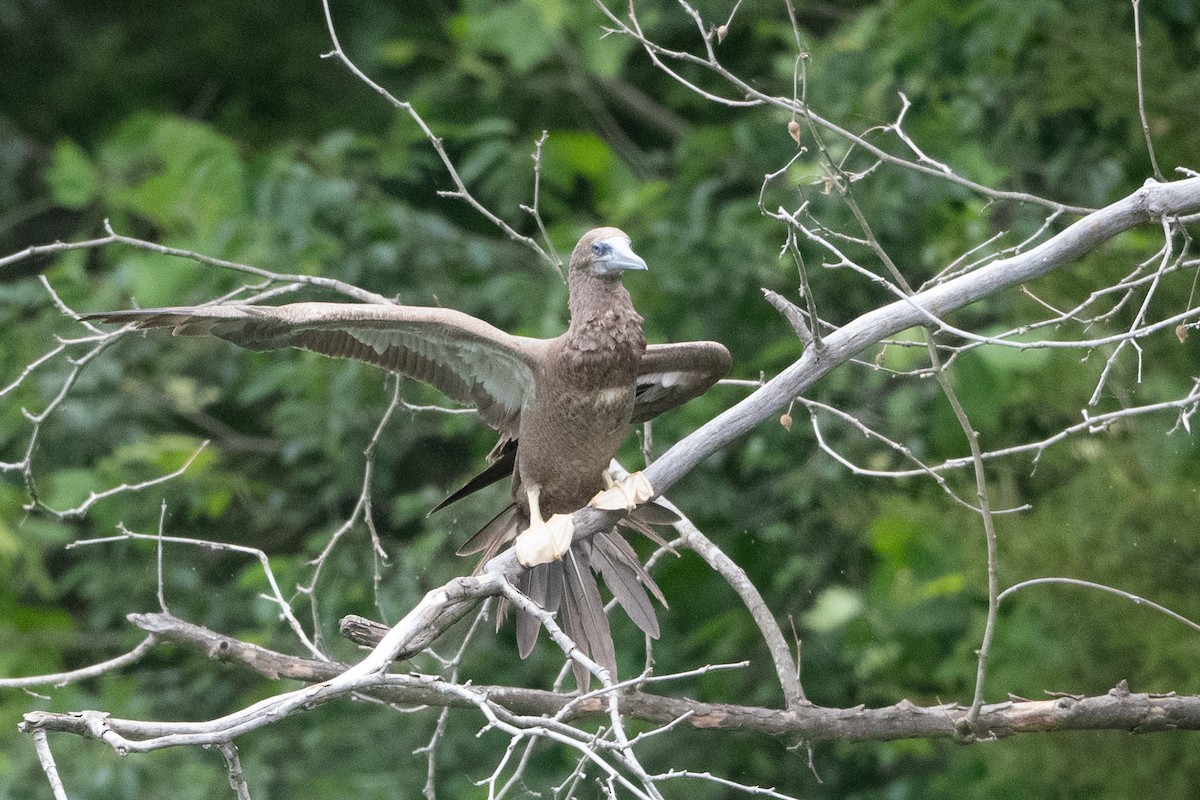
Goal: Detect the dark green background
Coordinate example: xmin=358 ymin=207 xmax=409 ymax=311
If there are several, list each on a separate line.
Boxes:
xmin=3 ymin=0 xmax=1200 ymax=797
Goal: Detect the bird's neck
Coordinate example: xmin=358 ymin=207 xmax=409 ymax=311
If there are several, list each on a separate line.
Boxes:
xmin=565 ymin=271 xmax=646 ymax=353
xmin=568 ymin=272 xmax=641 ymax=324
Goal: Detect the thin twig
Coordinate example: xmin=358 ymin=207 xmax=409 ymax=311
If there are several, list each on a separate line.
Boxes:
xmin=0 ymin=635 xmax=158 ymax=689
xmin=1130 ymin=0 xmax=1163 ymax=180
xmin=33 ymin=731 xmax=70 ymax=800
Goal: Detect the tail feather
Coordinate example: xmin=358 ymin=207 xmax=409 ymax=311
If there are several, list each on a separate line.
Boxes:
xmin=560 ymin=548 xmax=617 ymax=691
xmin=589 ymin=532 xmax=661 ymax=638
xmin=617 ymin=501 xmax=679 ymax=551
xmin=515 ymin=562 xmax=557 ymax=658
xmin=449 ymin=487 xmax=677 ymax=688
xmin=631 ymin=499 xmax=680 ymax=526
xmin=457 ymin=504 xmax=520 ymax=560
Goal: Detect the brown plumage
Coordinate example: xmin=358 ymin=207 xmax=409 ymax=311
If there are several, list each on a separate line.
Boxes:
xmin=84 ymin=227 xmax=731 ymax=689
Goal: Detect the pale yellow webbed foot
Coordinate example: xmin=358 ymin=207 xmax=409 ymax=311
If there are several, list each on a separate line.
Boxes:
xmin=590 ymin=471 xmax=655 ymax=511
xmin=514 ymin=514 xmax=575 ymax=567
xmin=514 ymin=485 xmax=575 ymax=567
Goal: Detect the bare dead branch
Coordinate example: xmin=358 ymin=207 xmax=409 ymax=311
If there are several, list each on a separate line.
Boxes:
xmin=0 ymin=221 xmax=393 ymax=304
xmin=614 ymin=178 xmax=1200 ymax=527
xmin=0 ymin=635 xmax=158 ymax=689
xmin=21 ymin=613 xmax=1200 ymax=744
xmin=71 ymin=528 xmax=327 ymax=661
xmin=32 ymin=732 xmax=70 ymax=800
xmin=317 ymin=0 xmax=560 ymax=274
xmin=999 ymin=578 xmax=1200 ymax=635
xmin=665 ymin=504 xmax=805 ymax=709
xmin=1130 ymin=0 xmax=1163 ymax=180
xmin=218 ymin=743 xmax=253 ymax=800
xmin=598 ymin=0 xmax=1095 ymax=215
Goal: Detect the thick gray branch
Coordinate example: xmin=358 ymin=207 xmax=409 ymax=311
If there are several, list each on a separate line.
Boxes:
xmin=642 ymin=177 xmax=1200 ymax=496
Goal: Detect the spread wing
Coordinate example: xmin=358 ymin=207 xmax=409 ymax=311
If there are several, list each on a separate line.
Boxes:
xmin=84 ymin=302 xmax=547 ymax=438
xmin=632 ymin=341 xmax=731 ymax=423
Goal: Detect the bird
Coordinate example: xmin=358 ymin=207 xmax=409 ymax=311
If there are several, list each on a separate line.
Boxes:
xmin=84 ymin=227 xmax=731 ymax=689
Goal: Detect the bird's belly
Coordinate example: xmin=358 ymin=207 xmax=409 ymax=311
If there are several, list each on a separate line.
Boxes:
xmin=515 ymin=384 xmax=635 ymax=514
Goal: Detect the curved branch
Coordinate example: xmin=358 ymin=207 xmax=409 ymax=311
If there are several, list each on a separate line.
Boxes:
xmin=638 ymin=178 xmax=1200 ymax=500
xmin=999 ymin=578 xmax=1200 ymax=635
xmin=670 ymin=512 xmax=805 ymax=709
xmin=318 ymin=0 xmax=560 ymax=274
xmin=0 ymin=636 xmax=158 ymax=689
xmin=18 ymin=578 xmax=504 ymax=753
xmin=0 ymin=222 xmax=394 ymax=305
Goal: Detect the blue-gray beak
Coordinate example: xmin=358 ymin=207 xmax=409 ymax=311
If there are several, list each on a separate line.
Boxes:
xmin=593 ymin=237 xmax=648 ymax=274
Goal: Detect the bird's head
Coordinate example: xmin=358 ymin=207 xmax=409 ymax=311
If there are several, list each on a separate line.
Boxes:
xmin=570 ymin=227 xmax=648 ymax=277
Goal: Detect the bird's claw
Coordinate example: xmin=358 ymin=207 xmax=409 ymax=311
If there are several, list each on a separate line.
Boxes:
xmin=514 ymin=514 xmax=575 ymax=567
xmin=590 ymin=471 xmax=655 ymax=511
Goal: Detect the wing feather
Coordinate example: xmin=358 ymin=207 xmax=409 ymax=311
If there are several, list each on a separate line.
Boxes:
xmin=85 ymin=303 xmax=547 ymax=436
xmin=633 ymin=341 xmax=731 ymax=423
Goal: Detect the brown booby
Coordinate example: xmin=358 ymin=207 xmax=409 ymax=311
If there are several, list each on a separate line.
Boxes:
xmin=84 ymin=227 xmax=731 ymax=688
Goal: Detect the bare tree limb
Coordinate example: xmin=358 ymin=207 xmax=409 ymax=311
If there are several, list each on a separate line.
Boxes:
xmin=0 ymin=636 xmax=158 ymax=690
xmin=0 ymin=220 xmax=393 ymax=304
xmin=633 ymin=178 xmax=1200 ymax=505
xmin=20 ymin=614 xmax=1200 ymax=744
xmin=32 ymin=732 xmax=70 ymax=800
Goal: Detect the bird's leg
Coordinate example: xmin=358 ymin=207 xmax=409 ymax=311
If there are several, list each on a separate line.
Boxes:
xmin=590 ymin=470 xmax=655 ymax=511
xmin=528 ymin=485 xmax=544 ymax=525
xmin=513 ymin=486 xmax=575 ymax=567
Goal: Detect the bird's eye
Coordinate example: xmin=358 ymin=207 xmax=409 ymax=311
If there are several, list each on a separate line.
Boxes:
xmin=592 ymin=241 xmax=610 ymax=257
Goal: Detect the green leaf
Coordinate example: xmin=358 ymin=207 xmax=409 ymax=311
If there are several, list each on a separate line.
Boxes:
xmin=541 ymin=131 xmax=615 ymax=186
xmin=100 ymin=113 xmax=246 ymax=238
xmin=45 ymin=139 xmax=100 ymax=208
xmin=804 ymin=585 xmax=864 ymax=631
xmin=458 ymin=2 xmax=553 ymax=74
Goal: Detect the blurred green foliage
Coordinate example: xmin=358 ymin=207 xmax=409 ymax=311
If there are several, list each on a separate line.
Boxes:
xmin=2 ymin=0 xmax=1200 ymax=797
